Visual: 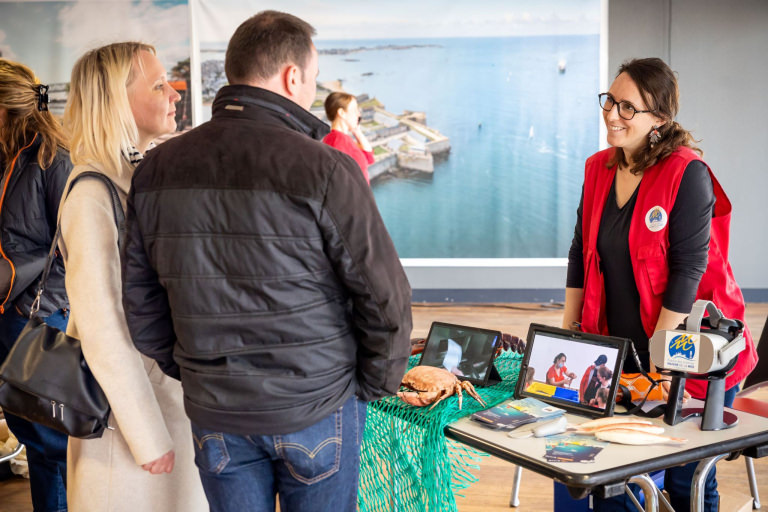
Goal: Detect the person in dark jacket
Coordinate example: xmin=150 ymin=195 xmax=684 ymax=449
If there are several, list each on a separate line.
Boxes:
xmin=121 ymin=11 xmax=412 ymax=512
xmin=0 ymin=58 xmax=72 ymax=512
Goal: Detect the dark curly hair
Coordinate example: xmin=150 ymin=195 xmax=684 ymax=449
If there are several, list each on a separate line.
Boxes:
xmin=606 ymin=58 xmax=702 ymax=175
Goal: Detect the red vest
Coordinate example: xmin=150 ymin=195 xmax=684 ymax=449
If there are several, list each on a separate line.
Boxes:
xmin=580 ymin=147 xmax=757 ymax=398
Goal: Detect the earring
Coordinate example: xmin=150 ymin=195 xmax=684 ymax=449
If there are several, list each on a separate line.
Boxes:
xmin=649 ymin=125 xmax=662 ymax=147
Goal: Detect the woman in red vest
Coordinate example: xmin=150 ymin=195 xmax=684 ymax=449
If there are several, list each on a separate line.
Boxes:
xmin=562 ymin=58 xmax=757 ymax=512
xmin=323 ymin=92 xmax=375 ymax=183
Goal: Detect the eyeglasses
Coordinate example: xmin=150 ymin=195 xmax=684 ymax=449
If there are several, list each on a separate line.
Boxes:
xmin=598 ymin=93 xmax=655 ymax=120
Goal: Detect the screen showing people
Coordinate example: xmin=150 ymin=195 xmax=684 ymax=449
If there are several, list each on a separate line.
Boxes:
xmin=419 ymin=323 xmax=499 ymax=383
xmin=523 ymin=333 xmax=619 ymax=410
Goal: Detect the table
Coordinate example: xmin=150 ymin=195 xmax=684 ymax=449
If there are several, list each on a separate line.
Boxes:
xmin=447 ymin=408 xmax=768 ymax=511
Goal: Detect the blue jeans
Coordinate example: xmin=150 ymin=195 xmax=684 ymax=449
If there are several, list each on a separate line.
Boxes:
xmin=594 ymin=385 xmax=739 ymax=512
xmin=191 ymin=394 xmax=367 ymax=512
xmin=0 ymin=307 xmax=69 ymax=512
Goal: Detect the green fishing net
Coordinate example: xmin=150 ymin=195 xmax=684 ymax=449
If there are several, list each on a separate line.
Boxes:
xmin=359 ymin=350 xmax=522 ymax=511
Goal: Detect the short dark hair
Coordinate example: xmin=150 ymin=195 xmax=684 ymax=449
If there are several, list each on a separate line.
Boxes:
xmin=324 ymin=92 xmax=355 ymax=122
xmin=597 ymin=365 xmax=613 ymax=381
xmin=595 ymin=354 xmax=608 ymax=366
xmin=225 ymin=10 xmax=316 ymax=85
xmin=553 ymin=353 xmax=566 ymax=364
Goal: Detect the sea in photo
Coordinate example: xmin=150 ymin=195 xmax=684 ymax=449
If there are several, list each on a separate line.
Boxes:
xmin=316 ymin=35 xmax=600 ymax=258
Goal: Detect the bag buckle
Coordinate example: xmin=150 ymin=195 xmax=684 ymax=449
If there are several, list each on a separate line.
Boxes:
xmin=30 ymin=291 xmax=43 ymax=317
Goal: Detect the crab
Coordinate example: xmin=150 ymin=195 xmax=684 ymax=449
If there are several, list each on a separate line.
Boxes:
xmin=397 ymin=366 xmax=487 ymax=410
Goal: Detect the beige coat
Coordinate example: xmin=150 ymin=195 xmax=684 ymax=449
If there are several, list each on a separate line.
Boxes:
xmin=58 ymin=159 xmax=207 ymax=512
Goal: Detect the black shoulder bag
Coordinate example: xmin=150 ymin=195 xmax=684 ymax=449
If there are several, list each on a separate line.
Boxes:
xmin=0 ymin=172 xmax=124 ymax=439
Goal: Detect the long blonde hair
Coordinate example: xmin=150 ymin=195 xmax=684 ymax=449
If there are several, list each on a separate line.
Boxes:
xmin=64 ymin=42 xmax=155 ymax=176
xmin=0 ymin=59 xmax=68 ymax=174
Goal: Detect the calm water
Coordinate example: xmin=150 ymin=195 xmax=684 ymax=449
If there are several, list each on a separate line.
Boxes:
xmin=317 ymin=36 xmax=600 ymax=258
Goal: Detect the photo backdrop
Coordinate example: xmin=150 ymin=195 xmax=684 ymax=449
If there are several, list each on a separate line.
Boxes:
xmin=196 ymin=0 xmax=601 ymax=258
xmin=1 ymin=0 xmax=601 ymax=260
xmin=0 ymin=0 xmax=191 ymax=125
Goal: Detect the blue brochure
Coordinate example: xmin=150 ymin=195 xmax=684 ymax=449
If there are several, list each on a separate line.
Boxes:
xmin=470 ymin=397 xmax=565 ymax=430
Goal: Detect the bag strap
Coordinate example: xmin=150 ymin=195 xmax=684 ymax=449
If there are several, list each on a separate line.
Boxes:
xmin=30 ymin=171 xmax=125 ymax=317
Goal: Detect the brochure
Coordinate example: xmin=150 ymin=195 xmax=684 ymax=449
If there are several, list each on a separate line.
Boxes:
xmin=543 ymin=433 xmax=608 ymax=463
xmin=470 ymin=397 xmax=565 ymax=430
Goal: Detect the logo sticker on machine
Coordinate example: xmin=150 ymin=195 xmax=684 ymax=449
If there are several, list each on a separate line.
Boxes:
xmin=664 ymin=332 xmax=699 ymax=371
xmin=645 ymin=206 xmax=668 ymax=232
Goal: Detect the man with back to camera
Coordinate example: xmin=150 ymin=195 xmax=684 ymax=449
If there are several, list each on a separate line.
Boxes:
xmin=120 ymin=11 xmax=413 ymax=511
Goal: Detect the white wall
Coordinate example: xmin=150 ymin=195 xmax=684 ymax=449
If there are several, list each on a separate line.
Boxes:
xmin=607 ymin=0 xmax=768 ymax=295
xmin=409 ymin=0 xmax=768 ymax=301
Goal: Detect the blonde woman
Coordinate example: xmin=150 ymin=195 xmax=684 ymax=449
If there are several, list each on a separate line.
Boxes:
xmin=61 ymin=43 xmax=206 ymax=511
xmin=0 ymin=58 xmax=72 ymax=512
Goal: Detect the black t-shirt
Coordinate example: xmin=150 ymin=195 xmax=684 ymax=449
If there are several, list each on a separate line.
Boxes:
xmin=566 ymin=160 xmax=714 ymax=372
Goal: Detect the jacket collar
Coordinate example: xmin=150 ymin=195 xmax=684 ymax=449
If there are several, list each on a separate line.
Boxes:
xmin=212 ymin=85 xmax=330 ymax=141
xmin=9 ymin=133 xmax=42 ymax=175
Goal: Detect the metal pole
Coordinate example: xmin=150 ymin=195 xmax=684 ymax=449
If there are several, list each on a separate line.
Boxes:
xmin=692 ymin=454 xmax=728 ymax=512
xmin=509 ymin=465 xmax=523 ymax=507
xmin=745 ymin=456 xmax=761 ymax=510
xmin=628 ymin=474 xmax=660 ymax=512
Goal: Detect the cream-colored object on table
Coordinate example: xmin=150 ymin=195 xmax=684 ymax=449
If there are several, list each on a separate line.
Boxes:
xmin=590 ymin=423 xmax=665 ymax=435
xmin=577 ymin=417 xmax=653 ymax=430
xmin=574 ymin=422 xmax=666 ymax=435
xmin=594 ymin=428 xmax=687 ymax=445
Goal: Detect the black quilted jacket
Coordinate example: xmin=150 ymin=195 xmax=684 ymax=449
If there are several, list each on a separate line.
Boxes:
xmin=0 ymin=135 xmax=71 ymax=318
xmin=122 ymin=85 xmax=412 ymax=435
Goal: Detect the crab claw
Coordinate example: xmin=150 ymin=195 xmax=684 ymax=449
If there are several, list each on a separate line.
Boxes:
xmin=398 ymin=390 xmax=439 ymax=407
xmin=460 ymin=381 xmax=486 ymax=408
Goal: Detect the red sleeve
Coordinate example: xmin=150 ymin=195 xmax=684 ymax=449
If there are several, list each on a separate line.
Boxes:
xmin=579 ymin=366 xmax=592 ymax=397
xmin=364 ymin=150 xmax=374 ymax=164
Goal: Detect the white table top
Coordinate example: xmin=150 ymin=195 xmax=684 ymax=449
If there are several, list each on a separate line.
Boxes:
xmin=447 ymin=407 xmax=768 ymax=488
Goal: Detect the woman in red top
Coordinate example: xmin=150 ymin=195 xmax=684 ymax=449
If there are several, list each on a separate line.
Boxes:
xmin=545 ymin=353 xmax=576 ymax=387
xmin=562 ymin=57 xmax=756 ymax=512
xmin=323 ymin=92 xmax=374 ymax=183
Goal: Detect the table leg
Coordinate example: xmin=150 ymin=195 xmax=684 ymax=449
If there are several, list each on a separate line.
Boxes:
xmin=627 ymin=474 xmax=659 ymax=512
xmin=508 ymin=465 xmax=523 ymax=507
xmin=691 ymin=454 xmax=728 ymax=512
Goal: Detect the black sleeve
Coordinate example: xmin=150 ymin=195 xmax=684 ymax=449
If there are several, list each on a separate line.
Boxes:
xmin=566 ymin=186 xmax=585 ymax=288
xmin=44 ymin=152 xmax=73 ymax=232
xmin=121 ymin=181 xmax=180 ymax=380
xmin=319 ymin=156 xmax=413 ymax=402
xmin=6 ymin=153 xmax=72 ymax=302
xmin=663 ymin=160 xmax=714 ymax=313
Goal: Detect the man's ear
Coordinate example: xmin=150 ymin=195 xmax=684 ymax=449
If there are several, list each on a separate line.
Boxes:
xmin=283 ymin=63 xmax=301 ymax=98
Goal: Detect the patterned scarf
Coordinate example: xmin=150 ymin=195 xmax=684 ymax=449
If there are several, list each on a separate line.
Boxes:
xmin=123 ymin=142 xmax=156 ymax=167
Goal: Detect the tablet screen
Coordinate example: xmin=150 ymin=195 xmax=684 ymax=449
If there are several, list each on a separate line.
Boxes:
xmin=419 ymin=322 xmax=501 ymax=386
xmin=516 ymin=324 xmax=629 ymax=417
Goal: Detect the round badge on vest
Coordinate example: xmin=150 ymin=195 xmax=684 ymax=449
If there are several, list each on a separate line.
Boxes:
xmin=645 ymin=206 xmax=668 ymax=232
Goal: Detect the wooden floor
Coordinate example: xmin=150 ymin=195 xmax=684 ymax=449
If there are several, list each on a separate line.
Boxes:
xmin=0 ymin=302 xmax=765 ymax=511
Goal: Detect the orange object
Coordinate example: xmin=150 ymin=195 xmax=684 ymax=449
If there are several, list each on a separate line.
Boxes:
xmin=618 ymin=373 xmax=665 ymax=402
xmin=168 ymin=80 xmax=187 ymax=91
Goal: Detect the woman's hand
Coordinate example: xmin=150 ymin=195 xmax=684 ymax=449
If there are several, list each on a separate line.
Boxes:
xmin=660 ymin=379 xmax=691 ymax=403
xmin=141 ymin=450 xmax=175 ymax=474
